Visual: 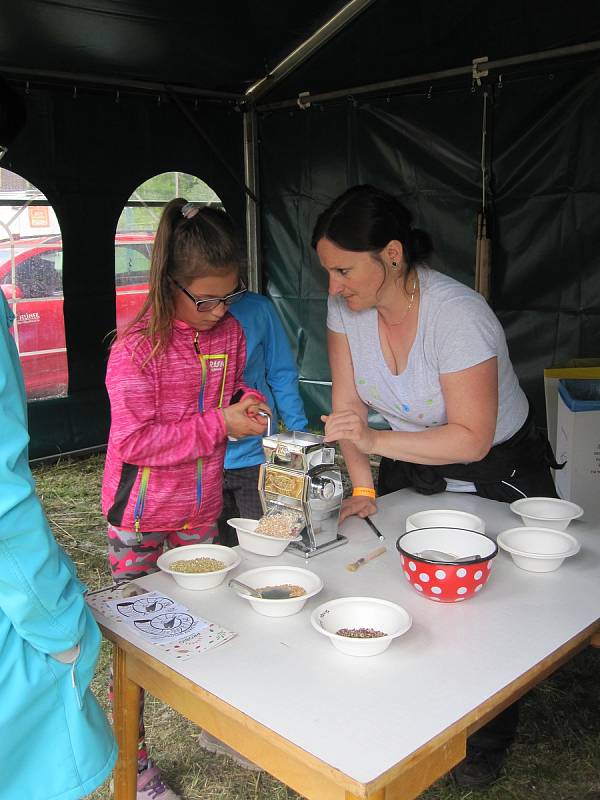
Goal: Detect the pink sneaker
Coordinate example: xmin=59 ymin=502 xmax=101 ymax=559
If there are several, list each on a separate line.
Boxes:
xmin=137 ymin=764 xmax=181 ymax=800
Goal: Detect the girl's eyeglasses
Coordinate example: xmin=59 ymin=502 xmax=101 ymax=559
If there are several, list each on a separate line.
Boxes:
xmin=171 ymin=277 xmax=247 ymax=312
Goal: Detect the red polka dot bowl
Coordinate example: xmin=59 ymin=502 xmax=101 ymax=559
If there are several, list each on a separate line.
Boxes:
xmin=396 ymin=527 xmax=498 ymax=603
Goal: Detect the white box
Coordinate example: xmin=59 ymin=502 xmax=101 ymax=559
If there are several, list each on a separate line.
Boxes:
xmin=554 ymin=381 xmax=600 ymax=521
xmin=544 ymin=362 xmax=600 ymax=457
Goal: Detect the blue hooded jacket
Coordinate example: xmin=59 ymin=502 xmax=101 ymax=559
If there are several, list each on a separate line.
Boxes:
xmin=226 ymin=292 xmax=308 ymax=468
xmin=0 ymin=293 xmax=117 ymax=800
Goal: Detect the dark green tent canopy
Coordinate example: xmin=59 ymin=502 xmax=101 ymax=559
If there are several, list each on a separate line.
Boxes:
xmin=0 ymin=1 xmax=599 ymax=457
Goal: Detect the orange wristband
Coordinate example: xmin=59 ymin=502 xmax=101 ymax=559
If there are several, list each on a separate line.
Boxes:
xmin=352 ymin=487 xmax=376 ymax=498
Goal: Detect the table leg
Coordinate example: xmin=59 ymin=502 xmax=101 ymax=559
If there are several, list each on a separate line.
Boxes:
xmin=112 ymin=644 xmax=141 ymax=800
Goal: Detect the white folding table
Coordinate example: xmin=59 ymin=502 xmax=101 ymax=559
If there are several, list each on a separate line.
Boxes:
xmin=93 ymin=489 xmax=600 ymax=800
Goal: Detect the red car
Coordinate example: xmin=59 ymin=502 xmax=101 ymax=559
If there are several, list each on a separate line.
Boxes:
xmin=0 ymin=233 xmax=153 ymax=400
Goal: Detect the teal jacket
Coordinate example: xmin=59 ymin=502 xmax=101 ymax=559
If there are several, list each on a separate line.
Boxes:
xmin=0 ymin=294 xmax=117 ymax=800
xmin=226 ymin=292 xmax=308 ymax=469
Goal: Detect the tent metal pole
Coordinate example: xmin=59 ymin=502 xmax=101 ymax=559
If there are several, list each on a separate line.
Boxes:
xmin=243 ymin=110 xmax=261 ymax=292
xmin=245 ymin=0 xmax=377 ymax=102
xmin=259 ymin=65 xmax=472 ymax=110
xmin=257 ymin=38 xmax=600 ymax=111
xmin=0 ymin=64 xmax=245 ymax=102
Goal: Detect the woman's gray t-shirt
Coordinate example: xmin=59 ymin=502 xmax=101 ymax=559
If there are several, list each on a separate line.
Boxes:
xmin=327 ymin=266 xmax=528 ymax=446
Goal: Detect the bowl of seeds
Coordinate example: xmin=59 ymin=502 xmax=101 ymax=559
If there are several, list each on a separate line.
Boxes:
xmin=310 ymin=597 xmax=412 ymax=657
xmin=230 ymin=565 xmax=323 ymax=617
xmin=157 ymin=544 xmax=241 ymax=590
xmin=227 ymin=515 xmax=303 ymax=556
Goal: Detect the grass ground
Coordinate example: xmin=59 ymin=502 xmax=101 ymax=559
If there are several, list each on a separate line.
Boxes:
xmin=32 ymin=454 xmax=600 ymax=800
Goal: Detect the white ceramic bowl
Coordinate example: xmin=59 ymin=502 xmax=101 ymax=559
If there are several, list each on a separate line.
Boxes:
xmin=509 ymin=497 xmax=583 ymax=531
xmin=227 ymin=517 xmax=301 ymax=557
xmin=231 ymin=566 xmax=323 ymax=617
xmin=497 ymin=526 xmax=580 ymax=572
xmin=311 ymin=597 xmax=412 ymax=657
xmin=405 ymin=509 xmax=485 ymax=534
xmin=157 ymin=544 xmax=240 ymax=590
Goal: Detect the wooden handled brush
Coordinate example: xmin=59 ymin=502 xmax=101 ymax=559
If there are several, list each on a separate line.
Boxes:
xmin=346 ymin=545 xmax=387 ymax=572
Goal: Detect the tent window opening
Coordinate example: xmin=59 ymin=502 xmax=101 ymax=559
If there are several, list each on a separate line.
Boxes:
xmin=0 ymin=167 xmax=67 ymax=401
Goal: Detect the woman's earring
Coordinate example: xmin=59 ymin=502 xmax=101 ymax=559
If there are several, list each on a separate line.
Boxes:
xmin=391 ymin=260 xmax=399 ymax=270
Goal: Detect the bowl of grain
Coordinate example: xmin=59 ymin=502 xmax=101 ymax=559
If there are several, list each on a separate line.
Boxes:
xmin=230 ymin=565 xmax=323 ymax=617
xmin=310 ymin=597 xmax=412 ymax=657
xmin=227 ymin=515 xmax=302 ymax=556
xmin=157 ymin=544 xmax=241 ymax=590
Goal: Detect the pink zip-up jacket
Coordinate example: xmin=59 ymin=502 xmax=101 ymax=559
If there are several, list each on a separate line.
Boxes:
xmin=102 ymin=314 xmax=263 ymax=533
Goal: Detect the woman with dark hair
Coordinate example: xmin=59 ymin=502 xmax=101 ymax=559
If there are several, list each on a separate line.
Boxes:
xmin=313 ymin=184 xmax=560 ymax=788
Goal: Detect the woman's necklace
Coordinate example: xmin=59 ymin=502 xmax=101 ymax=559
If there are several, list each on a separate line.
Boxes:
xmin=383 ymin=274 xmax=418 ymax=326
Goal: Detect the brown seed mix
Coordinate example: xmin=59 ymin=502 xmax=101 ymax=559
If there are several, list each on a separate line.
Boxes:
xmin=169 ymin=557 xmax=226 ymax=573
xmin=336 ymin=627 xmax=387 ymax=638
xmin=256 ymin=583 xmax=306 ymax=598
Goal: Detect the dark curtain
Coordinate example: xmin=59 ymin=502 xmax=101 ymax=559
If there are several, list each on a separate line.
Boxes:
xmin=259 ymin=65 xmax=600 ymax=429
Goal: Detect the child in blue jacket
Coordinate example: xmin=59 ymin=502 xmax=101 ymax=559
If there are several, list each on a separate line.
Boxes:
xmin=0 ymin=292 xmax=117 ymax=800
xmin=216 ymin=291 xmax=308 ymax=548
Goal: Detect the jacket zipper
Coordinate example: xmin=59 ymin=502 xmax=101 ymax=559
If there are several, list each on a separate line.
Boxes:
xmin=187 ymin=330 xmax=230 ymax=526
xmin=191 ymin=330 xmax=205 ymax=523
xmin=133 ymin=466 xmax=151 ymax=540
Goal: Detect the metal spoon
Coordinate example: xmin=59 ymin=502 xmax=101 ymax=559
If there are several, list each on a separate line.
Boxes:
xmin=416 ymin=549 xmax=482 ymax=563
xmin=228 ymin=578 xmax=294 ymax=600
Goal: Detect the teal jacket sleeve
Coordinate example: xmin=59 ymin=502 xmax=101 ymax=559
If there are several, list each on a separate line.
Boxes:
xmin=263 ymin=300 xmax=308 ymax=432
xmin=0 ymin=294 xmax=88 ymax=653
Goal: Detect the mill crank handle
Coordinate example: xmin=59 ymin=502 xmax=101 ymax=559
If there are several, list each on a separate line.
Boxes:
xmin=257 ymin=410 xmax=272 ymax=437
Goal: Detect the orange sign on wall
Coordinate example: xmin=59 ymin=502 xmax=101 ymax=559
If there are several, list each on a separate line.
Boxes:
xmin=28 ymin=205 xmax=50 ymax=227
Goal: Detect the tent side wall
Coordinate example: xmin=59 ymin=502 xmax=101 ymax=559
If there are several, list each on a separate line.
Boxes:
xmin=259 ymin=65 xmax=600 ymax=430
xmin=3 ymin=87 xmax=245 ymax=459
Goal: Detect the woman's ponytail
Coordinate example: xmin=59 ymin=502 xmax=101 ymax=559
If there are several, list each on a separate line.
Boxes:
xmin=406 ymin=227 xmax=433 ymax=264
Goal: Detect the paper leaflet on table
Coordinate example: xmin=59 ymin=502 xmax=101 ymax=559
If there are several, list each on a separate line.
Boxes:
xmin=86 ymin=585 xmax=236 ymax=660
xmin=106 ymin=591 xmax=210 ymax=642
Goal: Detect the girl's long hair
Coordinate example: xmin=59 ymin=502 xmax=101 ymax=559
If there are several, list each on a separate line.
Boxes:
xmin=122 ymin=198 xmax=241 ymax=361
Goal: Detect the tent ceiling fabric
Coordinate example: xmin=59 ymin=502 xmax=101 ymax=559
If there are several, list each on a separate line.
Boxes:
xmin=266 ymin=0 xmax=600 ymax=103
xmin=2 ymin=1 xmax=600 ymax=101
xmin=0 ymin=0 xmax=347 ymax=94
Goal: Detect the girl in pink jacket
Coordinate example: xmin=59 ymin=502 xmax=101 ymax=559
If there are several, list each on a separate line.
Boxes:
xmin=102 ymin=199 xmax=269 ymax=799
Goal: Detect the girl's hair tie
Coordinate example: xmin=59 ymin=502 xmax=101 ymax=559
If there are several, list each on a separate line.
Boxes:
xmin=181 ymin=202 xmax=199 ymax=219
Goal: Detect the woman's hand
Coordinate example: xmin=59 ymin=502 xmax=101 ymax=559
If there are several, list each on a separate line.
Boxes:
xmin=222 ymin=397 xmax=271 ymax=439
xmin=339 ymin=495 xmax=377 ymax=523
xmin=321 ymin=411 xmax=375 ymax=454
